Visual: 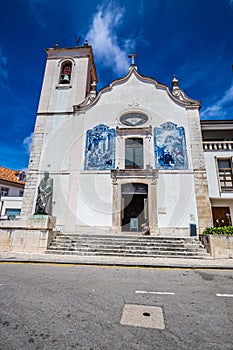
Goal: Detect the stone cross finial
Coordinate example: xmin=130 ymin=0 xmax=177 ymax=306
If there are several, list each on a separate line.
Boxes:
xmin=128 ymin=52 xmax=138 ymax=65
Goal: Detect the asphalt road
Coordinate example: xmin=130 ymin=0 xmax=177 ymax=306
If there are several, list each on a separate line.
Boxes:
xmin=0 ymin=264 xmax=232 ymax=350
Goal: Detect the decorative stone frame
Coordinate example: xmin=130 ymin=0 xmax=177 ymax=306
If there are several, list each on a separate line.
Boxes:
xmin=116 ymin=126 xmax=153 ymax=170
xmin=111 ymin=169 xmax=158 ymax=234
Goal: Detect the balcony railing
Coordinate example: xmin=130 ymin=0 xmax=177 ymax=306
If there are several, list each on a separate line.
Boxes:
xmin=203 ymin=141 xmax=233 ymax=151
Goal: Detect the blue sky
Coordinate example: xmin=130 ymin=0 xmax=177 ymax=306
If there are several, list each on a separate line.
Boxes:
xmin=0 ymin=0 xmax=232 ymax=170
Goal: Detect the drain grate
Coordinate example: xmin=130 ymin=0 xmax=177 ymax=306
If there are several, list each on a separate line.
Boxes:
xmin=120 ymin=304 xmax=165 ymax=329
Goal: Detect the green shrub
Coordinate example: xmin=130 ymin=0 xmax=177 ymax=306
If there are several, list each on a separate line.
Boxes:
xmin=202 ymin=226 xmax=233 ymax=235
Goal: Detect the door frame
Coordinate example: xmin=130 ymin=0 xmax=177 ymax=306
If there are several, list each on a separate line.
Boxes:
xmin=121 ymin=183 xmax=148 ymax=232
xmin=111 ymin=170 xmax=158 ymax=234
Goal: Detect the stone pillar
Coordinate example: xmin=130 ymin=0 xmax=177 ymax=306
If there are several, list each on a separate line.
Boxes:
xmin=186 ymin=108 xmax=212 ymax=233
xmin=21 ymin=115 xmax=47 ymax=222
xmin=148 ymin=177 xmax=158 ymax=235
xmin=144 ymin=135 xmax=152 ymax=168
xmin=112 ymin=177 xmax=120 ymax=230
xmin=116 ymin=136 xmax=125 ymax=169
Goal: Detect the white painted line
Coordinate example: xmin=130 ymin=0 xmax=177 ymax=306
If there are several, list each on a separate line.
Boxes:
xmin=135 ymin=290 xmax=175 ymax=295
xmin=216 ymin=293 xmax=233 ymax=298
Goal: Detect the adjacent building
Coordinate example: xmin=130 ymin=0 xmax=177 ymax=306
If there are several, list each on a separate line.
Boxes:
xmin=0 ymin=166 xmax=26 ymax=219
xmin=201 ymin=120 xmax=233 ymax=227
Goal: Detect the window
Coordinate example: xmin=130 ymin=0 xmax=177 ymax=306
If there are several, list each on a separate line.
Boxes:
xmin=1 ymin=187 xmax=9 ymax=196
xmin=5 ymin=208 xmax=21 ymax=219
xmin=59 ymin=62 xmax=72 ymax=84
xmin=18 ymin=171 xmax=26 ymax=182
xmin=125 ymin=138 xmax=143 ymax=169
xmin=19 ymin=190 xmax=24 ymax=197
xmin=217 ymin=158 xmax=233 ymax=191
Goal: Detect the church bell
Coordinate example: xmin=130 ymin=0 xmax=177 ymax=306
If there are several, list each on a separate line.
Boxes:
xmin=61 ymin=74 xmax=70 ymax=84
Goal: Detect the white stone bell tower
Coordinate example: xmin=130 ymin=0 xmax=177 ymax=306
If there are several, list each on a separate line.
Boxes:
xmin=38 ymin=41 xmax=98 ymax=113
xmin=21 ymin=41 xmax=98 ymax=224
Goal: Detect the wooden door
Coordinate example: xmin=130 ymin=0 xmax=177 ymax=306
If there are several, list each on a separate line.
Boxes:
xmin=212 ymin=207 xmax=231 ymax=227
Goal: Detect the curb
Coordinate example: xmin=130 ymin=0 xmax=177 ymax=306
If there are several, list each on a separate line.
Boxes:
xmin=1 ymin=258 xmax=233 ymax=270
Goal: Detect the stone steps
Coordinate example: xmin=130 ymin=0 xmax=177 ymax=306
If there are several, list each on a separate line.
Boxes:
xmin=48 ymin=242 xmax=204 ymax=252
xmin=46 ymin=233 xmax=210 ymax=259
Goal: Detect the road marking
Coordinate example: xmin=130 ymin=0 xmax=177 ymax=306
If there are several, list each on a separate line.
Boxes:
xmin=135 ymin=290 xmax=175 ymax=295
xmin=216 ymin=293 xmax=233 ymax=298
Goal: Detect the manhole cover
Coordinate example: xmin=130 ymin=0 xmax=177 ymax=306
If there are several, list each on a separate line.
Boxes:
xmin=120 ymin=304 xmax=165 ymax=329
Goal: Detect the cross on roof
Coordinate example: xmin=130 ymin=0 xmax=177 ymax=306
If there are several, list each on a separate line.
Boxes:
xmin=128 ymin=52 xmax=138 ymax=65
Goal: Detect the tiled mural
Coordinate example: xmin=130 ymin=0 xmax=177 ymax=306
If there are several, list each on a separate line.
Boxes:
xmin=85 ymin=124 xmax=116 ymax=170
xmin=154 ymin=122 xmax=188 ymax=169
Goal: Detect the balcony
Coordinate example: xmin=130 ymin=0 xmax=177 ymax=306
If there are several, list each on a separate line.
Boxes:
xmin=203 ymin=141 xmax=233 ymax=151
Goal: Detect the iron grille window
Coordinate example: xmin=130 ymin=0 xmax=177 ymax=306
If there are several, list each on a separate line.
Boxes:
xmin=217 ymin=158 xmax=233 ymax=191
xmin=1 ymin=187 xmax=9 ymax=196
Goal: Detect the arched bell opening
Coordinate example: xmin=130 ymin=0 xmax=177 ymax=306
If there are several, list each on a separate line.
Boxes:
xmin=59 ymin=61 xmax=72 ymax=84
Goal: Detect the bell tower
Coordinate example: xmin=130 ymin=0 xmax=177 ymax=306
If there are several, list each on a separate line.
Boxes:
xmin=38 ymin=41 xmax=98 ymax=113
xmin=20 ymin=41 xmax=98 ymax=223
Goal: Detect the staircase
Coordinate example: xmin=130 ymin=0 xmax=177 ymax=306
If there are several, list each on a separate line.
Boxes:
xmin=46 ymin=234 xmax=210 ymax=259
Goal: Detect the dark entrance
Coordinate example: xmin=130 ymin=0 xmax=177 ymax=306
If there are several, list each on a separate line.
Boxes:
xmin=121 ymin=183 xmax=148 ymax=232
xmin=212 ymin=207 xmax=232 ymax=227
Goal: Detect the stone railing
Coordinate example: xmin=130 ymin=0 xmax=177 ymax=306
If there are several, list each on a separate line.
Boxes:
xmin=203 ymin=141 xmax=233 ymax=151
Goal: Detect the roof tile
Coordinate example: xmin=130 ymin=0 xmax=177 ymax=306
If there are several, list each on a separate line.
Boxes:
xmin=0 ymin=166 xmax=26 ymax=185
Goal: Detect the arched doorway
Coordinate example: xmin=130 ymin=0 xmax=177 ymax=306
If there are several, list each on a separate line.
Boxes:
xmin=121 ymin=183 xmax=148 ymax=232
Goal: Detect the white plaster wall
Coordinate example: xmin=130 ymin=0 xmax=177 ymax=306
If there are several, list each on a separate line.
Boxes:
xmin=39 ymin=115 xmax=74 ymax=172
xmin=157 ymin=173 xmax=198 ymax=227
xmin=76 ymin=173 xmax=113 ymax=226
xmin=52 ymin=174 xmax=69 ymax=228
xmin=0 ymin=184 xmax=23 ymax=197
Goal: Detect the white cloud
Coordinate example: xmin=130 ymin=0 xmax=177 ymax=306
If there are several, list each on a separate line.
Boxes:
xmin=86 ymin=2 xmax=132 ymax=75
xmin=23 ymin=133 xmax=34 ymax=154
xmin=201 ymin=82 xmax=233 ymax=118
xmin=0 ymin=47 xmax=8 ymax=83
xmin=28 ymin=0 xmax=47 ymax=29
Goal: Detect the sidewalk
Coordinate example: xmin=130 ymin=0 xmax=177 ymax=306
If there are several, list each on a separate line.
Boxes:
xmin=0 ymin=251 xmax=233 ymax=269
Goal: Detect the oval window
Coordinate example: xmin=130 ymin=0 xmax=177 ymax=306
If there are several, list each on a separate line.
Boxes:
xmin=120 ymin=113 xmax=148 ymax=126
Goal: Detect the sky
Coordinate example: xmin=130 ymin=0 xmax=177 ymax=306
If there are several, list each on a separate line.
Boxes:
xmin=0 ymin=0 xmax=232 ymax=170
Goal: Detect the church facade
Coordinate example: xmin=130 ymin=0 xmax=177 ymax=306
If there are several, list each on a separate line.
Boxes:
xmin=19 ymin=43 xmax=232 ymax=239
